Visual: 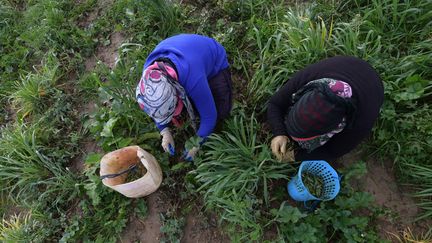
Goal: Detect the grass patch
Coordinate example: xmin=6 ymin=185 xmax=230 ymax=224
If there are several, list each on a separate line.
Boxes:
xmin=0 ymin=123 xmax=79 ymax=207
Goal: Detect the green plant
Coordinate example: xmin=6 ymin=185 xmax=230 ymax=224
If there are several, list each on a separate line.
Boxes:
xmin=0 ymin=123 xmax=79 ymax=207
xmin=60 ymin=160 xmax=132 ymax=243
xmin=302 ymin=173 xmax=324 ymax=197
xmin=160 ymin=212 xmax=185 ymax=243
xmin=270 ymin=161 xmax=382 ymax=243
xmin=134 ymin=199 xmax=148 ymax=220
xmin=331 ymin=15 xmax=383 ymax=58
xmin=0 ymin=211 xmax=54 ymax=243
xmin=10 ymin=52 xmax=61 ymax=120
xmin=83 ymin=61 xmax=160 ymax=152
xmin=0 ymin=213 xmax=32 ymax=242
xmin=246 ymin=5 xmax=334 ymax=109
xmin=214 ymin=193 xmax=263 ymax=242
xmin=193 ymin=112 xmax=295 ymax=240
xmin=271 ymin=194 xmax=381 ymax=243
xmin=195 ymin=112 xmax=294 ymax=206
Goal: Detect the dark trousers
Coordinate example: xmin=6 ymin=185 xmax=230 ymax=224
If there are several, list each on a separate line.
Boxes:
xmin=208 ymin=68 xmax=233 ymax=121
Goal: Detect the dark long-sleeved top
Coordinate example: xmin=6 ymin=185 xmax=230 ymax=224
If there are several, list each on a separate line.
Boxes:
xmin=267 ymin=56 xmax=384 ymax=161
xmin=144 ymin=34 xmax=229 ymax=138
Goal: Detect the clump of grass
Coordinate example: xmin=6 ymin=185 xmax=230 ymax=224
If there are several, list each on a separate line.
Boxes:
xmin=404 ymin=163 xmax=432 ymax=221
xmin=246 ymin=5 xmax=333 ymax=109
xmin=195 ymin=112 xmax=294 ymax=205
xmin=0 ymin=210 xmax=52 ymax=243
xmin=214 ymin=193 xmax=263 ymax=242
xmin=193 ymin=111 xmax=295 ymax=240
xmin=0 ymin=123 xmax=78 ymax=207
xmin=0 ymin=213 xmax=33 ymax=242
xmin=389 ymin=227 xmax=432 ymax=243
xmin=10 ymin=52 xmax=60 ymax=120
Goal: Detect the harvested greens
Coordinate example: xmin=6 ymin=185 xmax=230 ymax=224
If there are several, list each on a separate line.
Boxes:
xmin=301 ymin=172 xmax=324 ymax=197
xmin=125 ymin=163 xmax=147 ymax=183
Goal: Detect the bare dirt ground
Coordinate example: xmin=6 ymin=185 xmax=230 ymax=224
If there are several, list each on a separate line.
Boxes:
xmin=84 ymin=31 xmax=124 ymax=71
xmin=119 ymin=191 xmax=228 ymax=243
xmin=180 ymin=208 xmax=228 ymax=243
xmin=120 ymin=193 xmax=163 ymax=243
xmin=338 ymin=148 xmax=427 ymax=242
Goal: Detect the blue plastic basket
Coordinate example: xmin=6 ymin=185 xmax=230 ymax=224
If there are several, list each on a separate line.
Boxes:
xmin=287 ymin=160 xmax=340 ymax=202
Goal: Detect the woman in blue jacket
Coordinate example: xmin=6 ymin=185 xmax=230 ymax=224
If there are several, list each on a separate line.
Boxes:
xmin=136 ymin=34 xmax=232 ymax=161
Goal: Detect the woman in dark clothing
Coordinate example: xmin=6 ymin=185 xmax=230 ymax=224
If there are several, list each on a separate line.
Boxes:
xmin=267 ymin=56 xmax=384 ymax=162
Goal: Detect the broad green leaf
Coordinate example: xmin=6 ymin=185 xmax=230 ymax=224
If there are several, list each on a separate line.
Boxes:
xmin=101 ymin=117 xmax=118 ymax=137
xmin=291 ymin=223 xmax=319 ymax=243
xmin=134 ymin=199 xmax=148 ymax=220
xmin=85 ymin=153 xmax=103 ymax=165
xmin=335 ymin=192 xmax=373 ymax=209
xmin=117 ymin=137 xmax=133 ymax=147
xmin=272 ymin=203 xmax=307 ymax=223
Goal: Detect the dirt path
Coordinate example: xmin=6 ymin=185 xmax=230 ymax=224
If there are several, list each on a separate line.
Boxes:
xmin=70 ymin=0 xmax=124 ymax=173
xmin=85 ymin=31 xmax=124 ymax=71
xmin=181 ymin=208 xmax=228 ymax=243
xmin=120 ymin=192 xmax=163 ymax=243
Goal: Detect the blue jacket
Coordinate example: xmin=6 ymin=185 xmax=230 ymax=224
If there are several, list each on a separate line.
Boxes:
xmin=144 ymin=34 xmax=229 ymax=138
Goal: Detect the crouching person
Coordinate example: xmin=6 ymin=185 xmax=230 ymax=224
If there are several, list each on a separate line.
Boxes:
xmin=267 ymin=56 xmax=384 ymax=162
xmin=136 ymin=34 xmax=233 ymax=161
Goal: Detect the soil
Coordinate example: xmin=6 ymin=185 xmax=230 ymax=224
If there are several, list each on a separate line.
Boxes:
xmin=119 ymin=190 xmax=228 ymax=243
xmin=119 ymin=192 xmax=163 ymax=243
xmin=84 ymin=31 xmax=124 ymax=71
xmin=337 ymin=147 xmax=427 ymax=242
xmin=180 ymin=208 xmax=228 ymax=243
xmin=77 ymin=0 xmax=114 ymax=28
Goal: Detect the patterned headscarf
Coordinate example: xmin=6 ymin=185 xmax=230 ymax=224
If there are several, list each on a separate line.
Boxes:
xmin=136 ymin=61 xmax=197 ymax=130
xmin=289 ymin=78 xmax=353 ymax=152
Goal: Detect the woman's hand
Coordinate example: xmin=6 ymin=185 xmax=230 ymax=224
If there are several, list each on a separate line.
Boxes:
xmin=183 ymin=136 xmax=205 ymax=161
xmin=160 ymin=128 xmax=175 ymax=155
xmin=184 ymin=147 xmax=199 ymax=161
xmin=271 ymin=135 xmax=294 ymax=161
